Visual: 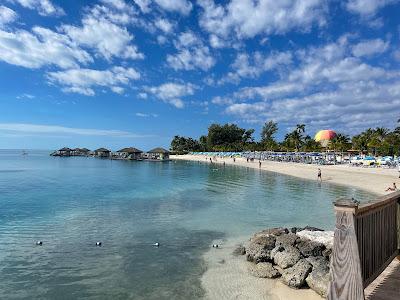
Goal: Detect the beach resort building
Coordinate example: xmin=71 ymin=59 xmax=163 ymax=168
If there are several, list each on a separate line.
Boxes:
xmin=147 ymin=148 xmax=170 ymax=160
xmin=116 ymin=147 xmax=143 ymax=160
xmin=94 ymin=148 xmax=111 ymax=158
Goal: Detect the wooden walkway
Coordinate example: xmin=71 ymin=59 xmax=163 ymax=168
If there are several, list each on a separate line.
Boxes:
xmin=365 ymin=256 xmax=400 ymax=300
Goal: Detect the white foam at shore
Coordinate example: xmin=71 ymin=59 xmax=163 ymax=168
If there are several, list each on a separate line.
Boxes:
xmin=201 ymin=236 xmax=323 ymax=300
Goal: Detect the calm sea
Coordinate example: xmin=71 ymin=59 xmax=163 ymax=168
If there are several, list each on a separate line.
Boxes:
xmin=0 ymin=150 xmax=374 ymax=299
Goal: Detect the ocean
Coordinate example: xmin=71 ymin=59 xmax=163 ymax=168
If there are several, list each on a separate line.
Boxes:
xmin=0 ymin=150 xmax=374 ymax=299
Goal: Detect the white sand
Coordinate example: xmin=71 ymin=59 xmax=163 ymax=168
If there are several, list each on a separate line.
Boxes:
xmin=172 ymin=154 xmax=400 ymax=299
xmin=201 ymin=236 xmax=323 ymax=300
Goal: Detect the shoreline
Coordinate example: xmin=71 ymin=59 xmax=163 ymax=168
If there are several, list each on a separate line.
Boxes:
xmin=171 ymin=154 xmax=400 ymax=196
xmin=172 ymin=154 xmax=399 ymax=299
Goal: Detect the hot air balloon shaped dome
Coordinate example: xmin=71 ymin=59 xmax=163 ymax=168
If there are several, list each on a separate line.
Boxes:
xmin=315 ymin=130 xmax=336 ymax=147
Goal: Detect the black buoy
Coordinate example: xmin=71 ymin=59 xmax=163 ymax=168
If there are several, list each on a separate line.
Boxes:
xmin=96 ymin=241 xmax=102 ymax=247
xmin=153 ymin=242 xmax=160 ymax=247
xmin=36 ymin=240 xmax=43 ymax=246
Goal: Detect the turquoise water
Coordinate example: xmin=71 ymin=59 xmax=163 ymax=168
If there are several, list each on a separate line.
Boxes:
xmin=0 ymin=150 xmax=375 ymax=299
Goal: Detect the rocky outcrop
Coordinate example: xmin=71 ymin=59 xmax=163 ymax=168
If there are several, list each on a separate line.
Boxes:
xmin=244 ymin=227 xmax=333 ymax=297
xmin=249 ymin=262 xmax=281 ymax=279
xmin=246 ymin=234 xmax=276 ymax=263
xmin=273 ymin=245 xmax=301 ymax=268
xmin=282 ymin=259 xmax=312 ymax=288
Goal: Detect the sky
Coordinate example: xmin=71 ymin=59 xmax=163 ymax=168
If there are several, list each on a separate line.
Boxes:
xmin=0 ymin=0 xmax=399 ymax=150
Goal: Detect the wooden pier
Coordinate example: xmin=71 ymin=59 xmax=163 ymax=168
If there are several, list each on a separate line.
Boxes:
xmin=328 ymin=191 xmax=400 ymax=300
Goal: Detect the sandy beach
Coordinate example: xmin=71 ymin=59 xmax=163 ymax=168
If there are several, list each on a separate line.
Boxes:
xmin=171 ymin=154 xmax=399 ymax=300
xmin=171 ymin=155 xmax=399 ymax=196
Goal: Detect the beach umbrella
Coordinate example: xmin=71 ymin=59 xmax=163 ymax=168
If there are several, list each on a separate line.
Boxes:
xmin=315 ymin=129 xmax=336 ymax=147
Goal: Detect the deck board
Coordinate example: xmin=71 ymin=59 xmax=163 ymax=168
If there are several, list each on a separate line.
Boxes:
xmin=365 ymin=256 xmax=400 ymax=300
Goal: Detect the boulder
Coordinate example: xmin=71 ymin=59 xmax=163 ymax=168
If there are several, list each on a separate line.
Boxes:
xmin=296 ymin=239 xmax=325 ymax=257
xmin=296 ymin=230 xmax=334 ymax=249
xmin=305 ymin=256 xmax=330 ymax=271
xmin=232 ymin=244 xmax=246 ymax=256
xmin=322 ymin=248 xmax=332 ymax=259
xmin=246 ymin=235 xmax=276 ymax=263
xmin=274 ymin=245 xmax=301 ymax=269
xmin=254 ymin=227 xmax=288 ymax=238
xmin=249 ymin=262 xmax=281 ymax=279
xmin=282 ymin=259 xmax=312 ymax=289
xmin=303 ymin=226 xmax=324 ymax=232
xmin=306 ymin=265 xmax=330 ymax=297
xmin=276 ymin=233 xmax=298 ymax=247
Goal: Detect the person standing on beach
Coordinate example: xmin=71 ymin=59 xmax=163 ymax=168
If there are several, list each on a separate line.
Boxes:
xmin=259 ymin=160 xmax=262 ymax=168
xmin=398 ymin=164 xmax=400 ymax=178
xmin=317 ymin=168 xmax=322 ymax=182
xmin=233 ymin=157 xmax=236 ymax=163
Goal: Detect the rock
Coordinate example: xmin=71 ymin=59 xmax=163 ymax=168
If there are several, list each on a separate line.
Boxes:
xmin=305 ymin=256 xmax=330 ymax=271
xmin=296 ymin=239 xmax=325 ymax=257
xmin=246 ymin=235 xmax=276 ymax=263
xmin=303 ymin=226 xmax=324 ymax=232
xmin=282 ymin=259 xmax=312 ymax=289
xmin=274 ymin=245 xmax=301 ymax=269
xmin=276 ymin=233 xmax=298 ymax=247
xmin=254 ymin=227 xmax=288 ymax=238
xmin=296 ymin=230 xmax=334 ymax=249
xmin=306 ymin=265 xmax=330 ymax=297
xmin=249 ymin=262 xmax=281 ymax=279
xmin=322 ymin=248 xmax=332 ymax=259
xmin=232 ymin=244 xmax=246 ymax=256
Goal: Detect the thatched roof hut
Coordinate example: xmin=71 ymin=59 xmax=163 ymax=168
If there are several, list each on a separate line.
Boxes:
xmin=117 ymin=147 xmax=143 ymax=154
xmin=148 ymin=147 xmax=170 ymax=154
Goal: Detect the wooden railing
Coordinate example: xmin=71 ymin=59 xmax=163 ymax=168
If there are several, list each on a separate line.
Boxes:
xmin=328 ymin=191 xmax=400 ymax=300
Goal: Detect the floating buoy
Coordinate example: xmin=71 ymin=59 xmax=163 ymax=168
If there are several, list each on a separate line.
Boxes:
xmin=96 ymin=242 xmax=102 ymax=247
xmin=212 ymin=244 xmax=219 ymax=248
xmin=153 ymin=242 xmax=160 ymax=247
xmin=36 ymin=241 xmax=43 ymax=246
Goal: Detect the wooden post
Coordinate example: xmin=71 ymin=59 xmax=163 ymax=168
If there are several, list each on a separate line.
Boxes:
xmin=328 ymin=198 xmax=365 ymax=300
xmin=397 ymin=198 xmax=400 ymax=251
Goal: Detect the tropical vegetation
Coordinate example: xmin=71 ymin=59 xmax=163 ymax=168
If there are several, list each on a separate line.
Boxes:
xmin=170 ymin=119 xmax=400 ymax=156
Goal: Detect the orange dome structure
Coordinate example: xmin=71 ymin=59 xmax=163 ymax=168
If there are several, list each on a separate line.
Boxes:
xmin=315 ymin=130 xmax=336 ymax=147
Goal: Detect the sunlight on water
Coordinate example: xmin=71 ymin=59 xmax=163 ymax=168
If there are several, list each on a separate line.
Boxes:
xmin=0 ymin=150 xmax=375 ymax=299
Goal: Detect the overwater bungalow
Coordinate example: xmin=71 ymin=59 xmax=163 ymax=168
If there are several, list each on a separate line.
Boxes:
xmin=71 ymin=148 xmax=91 ymax=156
xmin=94 ymin=148 xmax=111 ymax=158
xmin=147 ymin=147 xmax=170 ymax=160
xmin=116 ymin=147 xmax=143 ymax=160
xmin=57 ymin=147 xmax=72 ymax=156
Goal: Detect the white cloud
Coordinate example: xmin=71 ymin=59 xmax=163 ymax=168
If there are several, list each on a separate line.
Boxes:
xmin=62 ymin=14 xmax=144 ymax=61
xmin=16 ymin=93 xmax=35 ymax=99
xmin=11 ymin=0 xmax=64 ymax=16
xmin=154 ymin=18 xmax=174 ymax=33
xmin=133 ymin=0 xmax=151 ymax=13
xmin=47 ymin=67 xmax=140 ymax=96
xmin=0 ymin=123 xmax=154 ymax=138
xmin=352 ymin=39 xmax=389 ymax=57
xmin=138 ymin=92 xmax=148 ymax=99
xmin=145 ymin=82 xmax=196 ymax=108
xmin=0 ymin=6 xmax=17 ymax=27
xmin=155 ymin=0 xmax=192 ymax=15
xmin=136 ymin=112 xmax=158 ymax=117
xmin=167 ymin=31 xmax=216 ymax=71
xmin=0 ymin=123 xmax=152 ymax=138
xmin=0 ymin=27 xmax=92 ymax=69
xmin=345 ymin=0 xmax=399 ymax=16
xmin=220 ymin=51 xmax=293 ymax=84
xmin=218 ymin=37 xmax=400 ymax=132
xmin=198 ymin=0 xmax=327 ymax=40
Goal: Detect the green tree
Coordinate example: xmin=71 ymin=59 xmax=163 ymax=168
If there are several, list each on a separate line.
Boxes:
xmin=261 ymin=120 xmax=278 ymax=150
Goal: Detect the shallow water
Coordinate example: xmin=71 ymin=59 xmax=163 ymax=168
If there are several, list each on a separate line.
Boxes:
xmin=0 ymin=150 xmax=375 ymax=299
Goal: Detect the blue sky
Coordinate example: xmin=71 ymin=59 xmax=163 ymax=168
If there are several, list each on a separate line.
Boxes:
xmin=0 ymin=0 xmax=399 ymax=150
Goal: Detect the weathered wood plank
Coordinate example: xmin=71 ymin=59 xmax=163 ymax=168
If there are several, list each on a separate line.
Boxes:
xmin=328 ymin=209 xmax=365 ymax=300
